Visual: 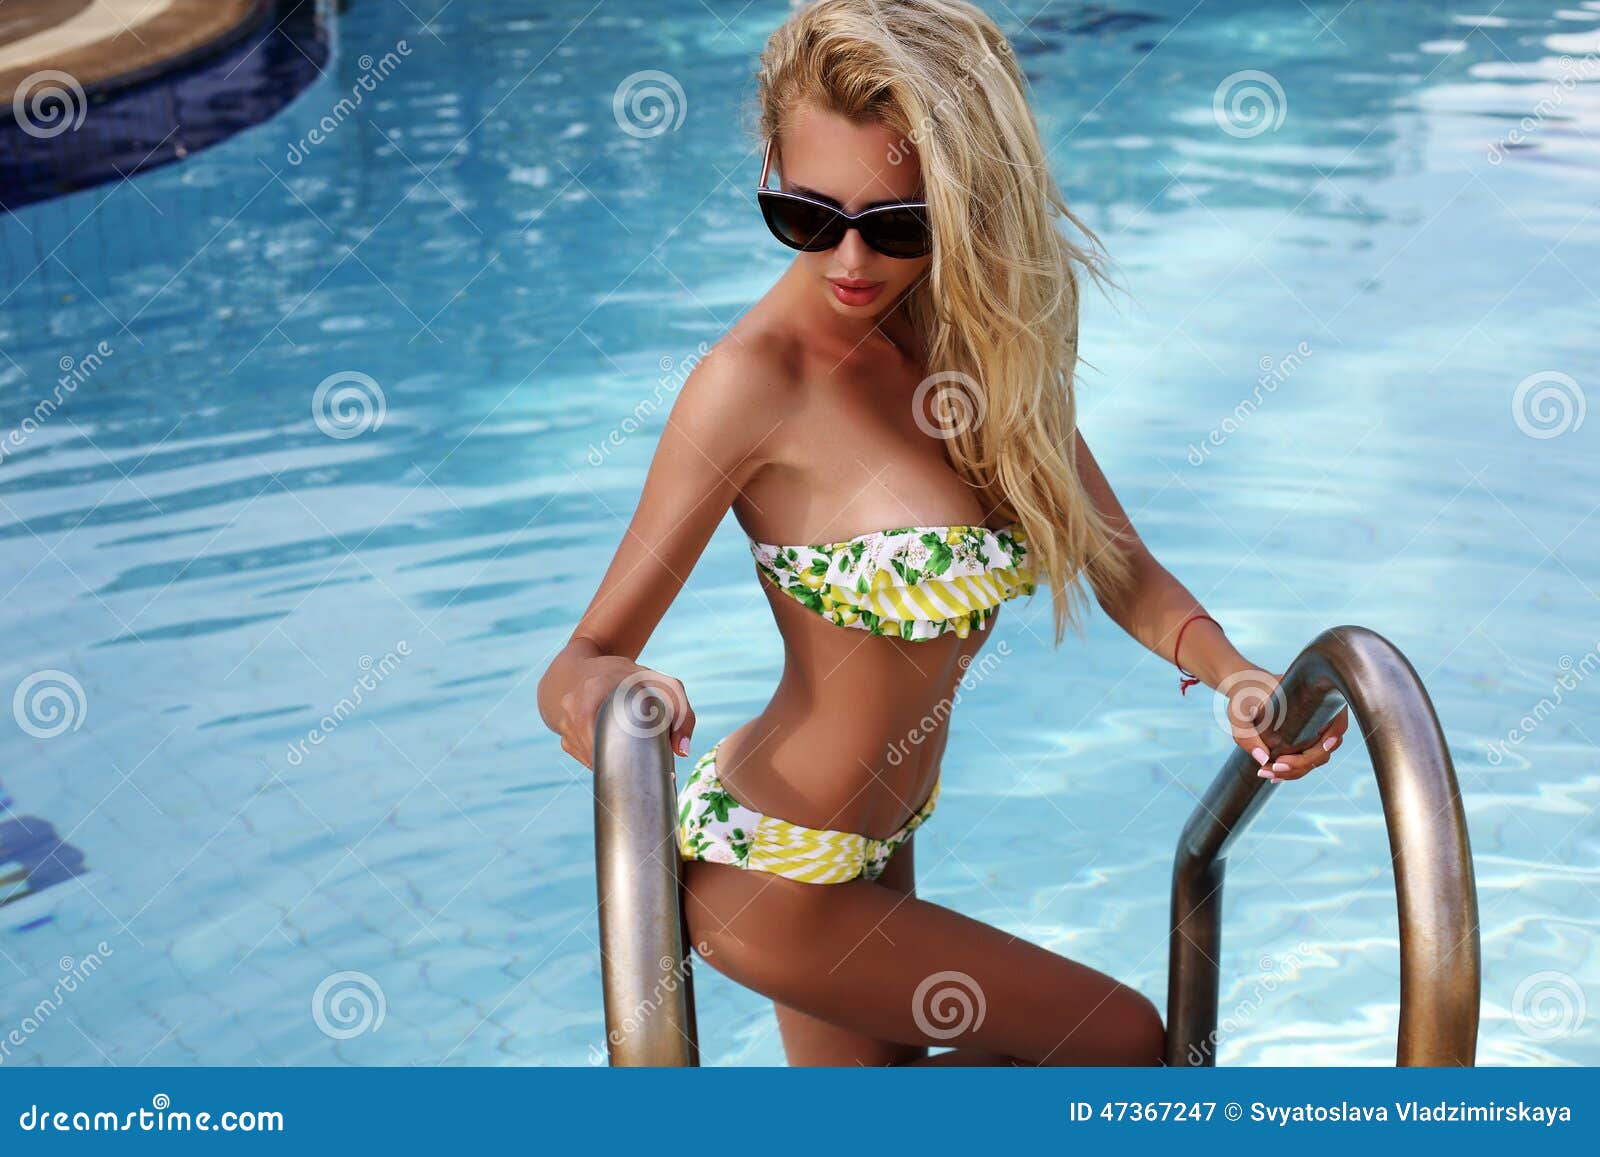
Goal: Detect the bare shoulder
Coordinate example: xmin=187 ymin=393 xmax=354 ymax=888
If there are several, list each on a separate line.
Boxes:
xmin=666 ymin=326 xmax=805 ymax=464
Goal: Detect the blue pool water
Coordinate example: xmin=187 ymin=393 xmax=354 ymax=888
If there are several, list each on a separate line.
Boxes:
xmin=1 ymin=0 xmax=1596 ymax=1066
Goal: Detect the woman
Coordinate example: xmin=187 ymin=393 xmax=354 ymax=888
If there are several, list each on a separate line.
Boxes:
xmin=539 ymin=0 xmax=1348 ymax=1066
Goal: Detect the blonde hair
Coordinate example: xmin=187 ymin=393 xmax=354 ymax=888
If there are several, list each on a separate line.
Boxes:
xmin=755 ymin=0 xmax=1138 ymax=645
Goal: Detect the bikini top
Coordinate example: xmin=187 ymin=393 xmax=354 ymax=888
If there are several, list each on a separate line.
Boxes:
xmin=749 ymin=521 xmax=1036 ymax=642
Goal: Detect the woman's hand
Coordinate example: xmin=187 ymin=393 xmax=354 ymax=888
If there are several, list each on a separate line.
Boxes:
xmin=551 ymin=656 xmax=695 ymax=772
xmin=1220 ymin=667 xmax=1349 ymax=783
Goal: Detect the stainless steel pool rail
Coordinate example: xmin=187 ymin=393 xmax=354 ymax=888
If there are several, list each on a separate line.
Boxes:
xmin=592 ymin=689 xmax=700 ymax=1066
xmin=1166 ymin=625 xmax=1481 ymax=1066
xmin=590 ymin=625 xmax=1480 ymax=1066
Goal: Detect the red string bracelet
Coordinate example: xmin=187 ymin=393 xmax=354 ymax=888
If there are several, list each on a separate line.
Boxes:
xmin=1173 ymin=612 xmax=1220 ymax=696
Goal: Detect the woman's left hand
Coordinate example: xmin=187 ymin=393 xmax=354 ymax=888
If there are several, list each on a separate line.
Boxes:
xmin=1223 ymin=667 xmax=1350 ymax=783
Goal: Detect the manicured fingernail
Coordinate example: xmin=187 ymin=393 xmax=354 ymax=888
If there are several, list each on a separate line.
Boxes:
xmin=1269 ymin=774 xmax=1283 ymax=783
xmin=1322 ymin=736 xmax=1337 ymax=751
xmin=1252 ymin=746 xmax=1268 ymax=764
xmin=1272 ymin=761 xmax=1290 ymax=772
xmin=675 ymin=737 xmax=689 ymax=755
xmin=1256 ymin=767 xmax=1274 ymax=778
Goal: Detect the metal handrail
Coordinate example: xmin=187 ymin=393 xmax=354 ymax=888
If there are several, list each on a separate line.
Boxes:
xmin=592 ymin=688 xmax=699 ymax=1066
xmin=1165 ymin=625 xmax=1480 ymax=1066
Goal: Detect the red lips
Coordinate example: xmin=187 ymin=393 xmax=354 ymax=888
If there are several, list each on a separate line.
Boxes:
xmin=828 ymin=277 xmax=885 ymax=307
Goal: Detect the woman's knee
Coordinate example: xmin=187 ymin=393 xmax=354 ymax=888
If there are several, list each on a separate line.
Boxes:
xmin=1023 ymin=983 xmax=1164 ymax=1067
xmin=1099 ymin=988 xmax=1166 ymax=1066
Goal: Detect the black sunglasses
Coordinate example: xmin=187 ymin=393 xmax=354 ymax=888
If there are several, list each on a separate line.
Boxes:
xmin=755 ymin=138 xmax=933 ymax=259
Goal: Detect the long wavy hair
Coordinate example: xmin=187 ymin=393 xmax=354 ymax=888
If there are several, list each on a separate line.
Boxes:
xmin=754 ymin=0 xmax=1138 ymax=644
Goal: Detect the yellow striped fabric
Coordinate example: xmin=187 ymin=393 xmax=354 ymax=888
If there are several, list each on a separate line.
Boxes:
xmin=743 ymin=779 xmax=942 ymax=884
xmin=744 ymin=820 xmax=874 ymax=884
xmin=858 ymin=567 xmax=1032 ymax=626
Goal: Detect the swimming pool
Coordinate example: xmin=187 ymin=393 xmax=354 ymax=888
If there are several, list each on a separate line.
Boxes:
xmin=1 ymin=0 xmax=1595 ymax=1066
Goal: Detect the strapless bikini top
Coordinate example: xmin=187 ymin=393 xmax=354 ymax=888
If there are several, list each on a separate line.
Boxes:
xmin=749 ymin=521 xmax=1036 ymax=642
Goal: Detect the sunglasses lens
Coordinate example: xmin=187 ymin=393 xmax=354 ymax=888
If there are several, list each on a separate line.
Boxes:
xmin=758 ymin=192 xmax=933 ymax=258
xmin=861 ymin=205 xmax=932 ymax=258
xmin=759 ymin=194 xmax=844 ymax=252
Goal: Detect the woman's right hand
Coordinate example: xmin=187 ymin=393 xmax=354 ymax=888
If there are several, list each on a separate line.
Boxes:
xmin=551 ymin=656 xmax=695 ymax=771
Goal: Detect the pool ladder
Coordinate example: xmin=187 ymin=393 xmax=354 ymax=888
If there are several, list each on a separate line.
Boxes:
xmin=591 ymin=624 xmax=1480 ymax=1066
xmin=591 ymin=690 xmax=700 ymax=1066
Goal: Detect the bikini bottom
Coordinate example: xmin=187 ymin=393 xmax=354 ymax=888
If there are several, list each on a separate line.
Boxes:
xmin=675 ymin=735 xmax=939 ymax=885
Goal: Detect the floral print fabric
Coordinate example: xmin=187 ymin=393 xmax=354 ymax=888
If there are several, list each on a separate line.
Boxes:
xmin=748 ymin=522 xmax=1036 ymax=641
xmin=676 ymin=738 xmax=940 ymax=885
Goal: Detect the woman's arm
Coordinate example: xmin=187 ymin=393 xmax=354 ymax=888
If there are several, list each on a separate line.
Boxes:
xmin=1072 ymin=428 xmax=1348 ymax=780
xmin=1072 ymin=429 xmax=1252 ymax=691
xmin=537 ymin=340 xmax=788 ymax=769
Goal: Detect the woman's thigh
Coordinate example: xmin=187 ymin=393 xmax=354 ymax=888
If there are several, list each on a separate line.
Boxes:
xmin=768 ymin=836 xmax=928 ymax=1066
xmin=682 ymin=839 xmax=1164 ymax=1067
